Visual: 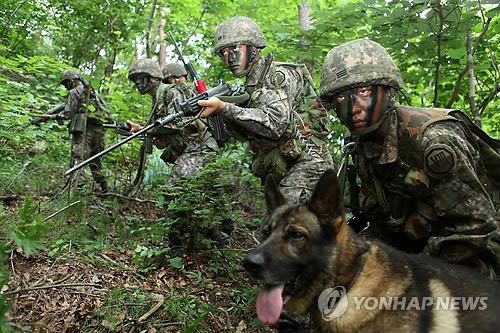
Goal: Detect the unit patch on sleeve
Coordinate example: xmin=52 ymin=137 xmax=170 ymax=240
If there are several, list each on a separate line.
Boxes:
xmin=423 ymin=144 xmax=456 ymax=178
xmin=271 ymin=70 xmax=286 ymax=87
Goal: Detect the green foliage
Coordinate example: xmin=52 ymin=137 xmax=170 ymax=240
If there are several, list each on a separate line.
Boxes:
xmin=161 ymin=147 xmax=252 ymax=253
xmin=0 ymin=242 xmax=16 ymax=333
xmin=0 ymin=1 xmax=499 ymax=331
xmin=7 ymin=197 xmax=48 ymax=258
xmin=2 ymin=0 xmax=499 ymax=138
xmin=0 ymin=51 xmax=69 ymax=148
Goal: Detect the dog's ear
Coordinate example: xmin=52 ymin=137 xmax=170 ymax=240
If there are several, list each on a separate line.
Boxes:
xmin=264 ymin=174 xmax=287 ymax=213
xmin=308 ymin=169 xmax=344 ymax=222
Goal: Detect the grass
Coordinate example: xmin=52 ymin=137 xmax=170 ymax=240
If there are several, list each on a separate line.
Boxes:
xmin=0 ymin=143 xmax=269 ymax=332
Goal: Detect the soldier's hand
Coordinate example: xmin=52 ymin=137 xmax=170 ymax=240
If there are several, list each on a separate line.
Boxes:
xmin=126 ymin=120 xmax=143 ymax=133
xmin=39 ymin=114 xmax=52 ymax=122
xmin=198 ymin=97 xmax=226 ymax=118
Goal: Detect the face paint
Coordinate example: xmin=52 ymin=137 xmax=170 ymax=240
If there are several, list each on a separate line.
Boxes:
xmin=219 ymin=44 xmax=252 ymax=77
xmin=131 ymin=75 xmax=152 ymax=94
xmin=332 ymin=86 xmax=391 ymax=134
xmin=63 ymin=80 xmax=75 ymax=90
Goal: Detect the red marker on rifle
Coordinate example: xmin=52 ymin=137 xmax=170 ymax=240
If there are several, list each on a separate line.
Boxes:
xmin=167 ymin=31 xmax=207 ymax=94
xmin=167 ymin=31 xmax=228 ymax=143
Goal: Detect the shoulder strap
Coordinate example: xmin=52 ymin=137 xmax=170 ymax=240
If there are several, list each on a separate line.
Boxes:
xmin=255 ymin=53 xmax=274 ymax=91
xmin=275 ymin=62 xmax=320 ymax=97
xmin=449 ymin=110 xmax=500 ymax=150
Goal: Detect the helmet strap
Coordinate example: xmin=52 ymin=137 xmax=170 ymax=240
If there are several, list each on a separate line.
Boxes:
xmin=237 ymin=46 xmax=259 ymax=77
xmin=352 ymin=106 xmax=396 ymax=136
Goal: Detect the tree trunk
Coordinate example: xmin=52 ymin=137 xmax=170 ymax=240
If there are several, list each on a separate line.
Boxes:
xmin=102 ymin=44 xmax=117 ymax=95
xmin=466 ymin=30 xmax=480 ymax=127
xmin=145 ymin=0 xmax=158 ymax=59
xmin=298 ymin=0 xmax=314 ymax=74
xmin=158 ymin=7 xmax=167 ymax=69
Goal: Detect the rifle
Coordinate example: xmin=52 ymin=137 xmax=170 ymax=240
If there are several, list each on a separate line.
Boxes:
xmin=337 ymin=135 xmax=371 ymax=234
xmin=103 ymin=121 xmax=133 ymax=136
xmin=102 ymin=122 xmax=131 ymax=131
xmin=167 ymin=31 xmax=229 ymax=144
xmin=64 ymin=81 xmax=234 ymax=176
xmin=26 ymin=103 xmax=65 ymax=127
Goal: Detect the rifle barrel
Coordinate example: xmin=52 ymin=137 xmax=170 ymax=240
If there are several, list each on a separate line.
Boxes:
xmin=64 ymin=81 xmax=234 ymax=176
xmin=64 ymin=122 xmax=154 ymax=176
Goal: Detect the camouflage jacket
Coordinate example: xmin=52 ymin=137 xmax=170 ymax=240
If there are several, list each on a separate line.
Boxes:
xmin=152 ymin=83 xmax=217 ymax=163
xmin=356 ymin=105 xmax=500 ymax=269
xmin=222 ymin=54 xmax=332 ymax=183
xmin=55 ymin=84 xmax=112 ymax=126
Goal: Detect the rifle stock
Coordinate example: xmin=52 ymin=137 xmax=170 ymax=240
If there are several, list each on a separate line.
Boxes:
xmin=102 ymin=122 xmax=132 ymax=131
xmin=27 ymin=103 xmax=65 ymax=127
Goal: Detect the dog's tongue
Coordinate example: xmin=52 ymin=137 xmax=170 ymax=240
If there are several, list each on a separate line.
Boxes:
xmin=256 ymin=284 xmax=285 ymax=325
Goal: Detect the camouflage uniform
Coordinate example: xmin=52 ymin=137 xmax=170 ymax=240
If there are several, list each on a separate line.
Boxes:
xmin=320 ymin=38 xmax=500 ymax=278
xmin=354 ymin=106 xmax=500 ymax=274
xmin=154 ymin=82 xmax=218 ymax=188
xmin=53 ymin=74 xmax=111 ymax=190
xmin=214 ymin=17 xmax=334 ymax=204
xmin=128 ymin=59 xmax=218 ymax=189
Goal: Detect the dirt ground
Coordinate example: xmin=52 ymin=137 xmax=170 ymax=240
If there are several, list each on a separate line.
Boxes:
xmin=3 ymin=197 xmax=273 ymax=333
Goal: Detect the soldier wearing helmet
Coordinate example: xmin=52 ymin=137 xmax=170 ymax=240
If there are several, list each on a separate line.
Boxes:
xmin=127 ymin=58 xmax=164 ymax=95
xmin=126 ymin=59 xmax=218 ymax=188
xmin=198 ymin=16 xmax=334 ymax=205
xmin=39 ymin=68 xmax=112 ymax=193
xmin=320 ymin=39 xmax=500 ymax=278
xmin=162 ymin=63 xmax=188 ymax=84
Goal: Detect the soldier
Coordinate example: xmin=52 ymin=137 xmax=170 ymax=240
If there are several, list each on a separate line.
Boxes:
xmin=197 ymin=16 xmax=334 ymax=333
xmin=126 ymin=59 xmax=218 ymax=188
xmin=319 ymin=38 xmax=500 ymax=278
xmin=40 ymin=69 xmax=111 ymax=193
xmin=162 ymin=63 xmax=188 ymax=84
xmin=198 ymin=16 xmax=334 ymax=205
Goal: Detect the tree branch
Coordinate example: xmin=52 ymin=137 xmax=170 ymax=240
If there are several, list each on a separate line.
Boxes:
xmin=446 ymin=17 xmax=491 ymax=108
xmin=0 ymin=1 xmax=25 ymax=42
xmin=183 ymin=9 xmax=205 ymax=50
xmin=4 ymin=283 xmax=100 ymax=296
xmin=432 ymin=2 xmax=444 ymax=107
xmin=145 ymin=0 xmax=158 ymax=59
xmin=466 ymin=30 xmax=480 ymax=126
xmin=138 ymin=294 xmax=165 ymax=323
xmin=478 ymin=82 xmax=499 ymax=117
xmin=43 ymin=200 xmax=81 ymax=222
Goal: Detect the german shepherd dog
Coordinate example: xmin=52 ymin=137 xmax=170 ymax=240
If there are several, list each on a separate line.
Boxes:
xmin=243 ymin=169 xmax=500 ymax=332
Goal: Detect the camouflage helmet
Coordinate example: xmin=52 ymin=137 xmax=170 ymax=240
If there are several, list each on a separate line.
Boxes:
xmin=128 ymin=58 xmax=163 ymax=80
xmin=60 ymin=69 xmax=81 ymax=85
xmin=162 ymin=63 xmax=188 ymax=79
xmin=319 ymin=39 xmax=404 ymax=99
xmin=214 ymin=16 xmax=267 ymax=55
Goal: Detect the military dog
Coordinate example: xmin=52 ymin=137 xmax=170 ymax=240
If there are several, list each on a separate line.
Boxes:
xmin=243 ymin=169 xmax=500 ymax=332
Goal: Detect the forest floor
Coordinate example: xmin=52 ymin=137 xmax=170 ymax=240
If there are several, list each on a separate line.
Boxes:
xmin=2 ymin=185 xmax=274 ymax=333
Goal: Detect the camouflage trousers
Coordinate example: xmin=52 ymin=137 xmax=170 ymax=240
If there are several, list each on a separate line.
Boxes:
xmin=70 ymin=126 xmax=107 ymax=185
xmin=278 ymin=152 xmax=334 ymax=205
xmin=164 ymin=150 xmax=216 ymax=189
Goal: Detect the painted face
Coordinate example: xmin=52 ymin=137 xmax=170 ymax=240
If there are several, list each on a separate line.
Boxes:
xmin=166 ymin=76 xmax=186 ymax=84
xmin=62 ymin=80 xmax=76 ymax=90
xmin=333 ymin=86 xmax=391 ymax=134
xmin=131 ymin=75 xmax=153 ymax=94
xmin=219 ymin=44 xmax=251 ymax=77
